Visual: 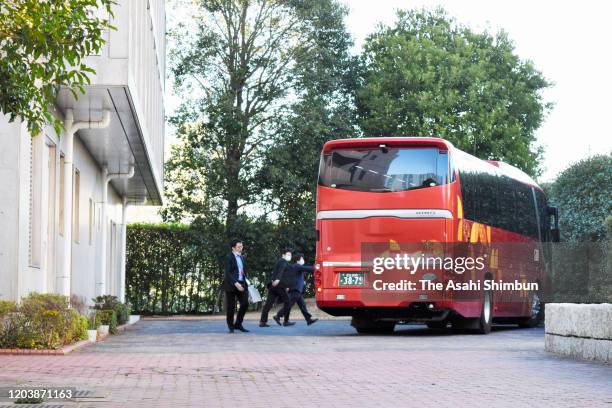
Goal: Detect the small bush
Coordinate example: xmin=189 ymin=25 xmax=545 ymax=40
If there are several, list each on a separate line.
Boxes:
xmin=0 ymin=300 xmax=16 ymax=317
xmin=88 ymin=312 xmax=100 ymax=330
xmin=95 ymin=309 xmax=118 ymax=334
xmin=71 ymin=310 xmax=88 ymax=341
xmin=93 ymin=295 xmax=130 ymax=325
xmin=0 ymin=293 xmax=89 ymax=349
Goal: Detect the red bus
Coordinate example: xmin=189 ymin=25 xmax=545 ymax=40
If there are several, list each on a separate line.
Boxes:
xmin=314 ymin=137 xmax=559 ymax=334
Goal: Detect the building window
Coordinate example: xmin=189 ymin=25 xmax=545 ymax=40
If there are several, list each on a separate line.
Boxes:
xmin=73 ymin=169 xmax=80 ymax=243
xmin=59 ymin=153 xmax=65 ymax=236
xmin=89 ymin=198 xmax=94 ymax=245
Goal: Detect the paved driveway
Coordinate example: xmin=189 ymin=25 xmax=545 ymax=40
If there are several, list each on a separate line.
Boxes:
xmin=0 ymin=320 xmax=610 ymax=407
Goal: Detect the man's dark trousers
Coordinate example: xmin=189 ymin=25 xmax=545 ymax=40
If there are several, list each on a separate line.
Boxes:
xmin=260 ymin=285 xmax=291 ymax=323
xmin=285 ymin=289 xmax=312 ymax=323
xmin=225 ymin=284 xmax=248 ymax=329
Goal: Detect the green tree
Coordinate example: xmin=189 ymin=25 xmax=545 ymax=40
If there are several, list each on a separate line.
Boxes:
xmin=548 ymin=154 xmax=612 ymax=242
xmin=356 ymin=8 xmax=551 ymax=177
xmin=0 ymin=0 xmax=115 ymax=136
xmin=164 ymin=0 xmax=354 ymax=240
xmin=255 ymin=0 xmax=357 ymax=259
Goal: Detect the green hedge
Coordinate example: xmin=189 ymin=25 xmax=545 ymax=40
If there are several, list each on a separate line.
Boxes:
xmin=126 ymin=221 xmax=310 ymax=314
xmin=126 ymin=223 xmax=234 ymax=314
xmin=0 ymin=293 xmax=88 ymax=349
xmin=545 ymin=155 xmax=612 ymax=303
xmin=547 ymin=154 xmax=612 ymax=242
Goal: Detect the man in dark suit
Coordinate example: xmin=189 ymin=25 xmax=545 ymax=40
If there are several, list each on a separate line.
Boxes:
xmin=259 ymin=248 xmax=294 ymax=327
xmin=284 ymin=252 xmax=318 ymax=326
xmin=222 ymin=239 xmax=250 ymax=333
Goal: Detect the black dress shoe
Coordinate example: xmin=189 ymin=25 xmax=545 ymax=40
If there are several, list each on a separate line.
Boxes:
xmin=228 ymin=327 xmax=235 ymax=333
xmin=283 ymin=321 xmax=296 ymax=327
xmin=307 ymin=318 xmax=319 ymax=326
xmin=273 ymin=316 xmax=282 ymax=326
xmin=259 ymin=322 xmax=271 ymax=327
xmin=235 ymin=325 xmax=250 ymax=332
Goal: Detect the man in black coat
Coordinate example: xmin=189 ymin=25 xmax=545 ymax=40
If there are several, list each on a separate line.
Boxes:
xmin=222 ymin=239 xmax=249 ymax=333
xmin=259 ymin=248 xmax=294 ymax=327
xmin=284 ymin=252 xmax=318 ymax=325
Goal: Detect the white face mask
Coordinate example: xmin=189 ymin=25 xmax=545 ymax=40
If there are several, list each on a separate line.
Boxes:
xmin=297 ymin=258 xmax=305 ymax=265
xmin=283 ymin=254 xmax=292 ymax=261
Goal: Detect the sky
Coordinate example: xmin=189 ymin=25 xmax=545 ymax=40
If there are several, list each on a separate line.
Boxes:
xmin=343 ymin=0 xmax=612 ymax=182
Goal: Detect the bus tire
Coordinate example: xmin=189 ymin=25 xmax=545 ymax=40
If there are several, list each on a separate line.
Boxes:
xmin=351 ymin=317 xmax=395 ymax=334
xmin=518 ymin=290 xmax=543 ymax=328
xmin=476 ymin=286 xmax=493 ymax=334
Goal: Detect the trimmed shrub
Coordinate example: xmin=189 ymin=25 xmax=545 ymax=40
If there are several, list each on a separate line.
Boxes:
xmin=95 ymin=309 xmax=118 ymax=334
xmin=92 ymin=295 xmax=130 ymax=325
xmin=18 ymin=293 xmax=72 ymax=349
xmin=71 ymin=310 xmax=88 ymax=341
xmin=0 ymin=301 xmax=19 ymax=348
xmin=548 ymin=154 xmax=612 ymax=242
xmin=0 ymin=293 xmax=89 ymax=349
xmin=88 ymin=312 xmax=100 ymax=330
xmin=0 ymin=300 xmax=16 ymax=317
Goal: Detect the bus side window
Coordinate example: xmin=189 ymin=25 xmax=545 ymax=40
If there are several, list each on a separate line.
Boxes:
xmin=515 ymin=184 xmax=538 ymax=238
xmin=498 ymin=177 xmax=516 ymax=233
xmin=459 ymin=171 xmax=477 ymax=221
xmin=476 ymin=172 xmax=498 ymax=226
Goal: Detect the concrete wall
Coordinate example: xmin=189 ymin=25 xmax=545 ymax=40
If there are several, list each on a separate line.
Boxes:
xmin=0 ymin=115 xmax=126 ymax=305
xmin=70 ymin=135 xmax=124 ymax=303
xmin=545 ymin=303 xmax=612 ymax=363
xmin=86 ymin=0 xmax=166 ymax=193
xmin=0 ymin=116 xmax=24 ymax=301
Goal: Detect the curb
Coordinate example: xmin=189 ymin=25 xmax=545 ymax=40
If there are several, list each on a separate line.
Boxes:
xmin=0 ymin=339 xmax=91 ymax=355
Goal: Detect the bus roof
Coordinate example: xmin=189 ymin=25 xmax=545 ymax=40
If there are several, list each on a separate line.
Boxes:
xmin=322 ymin=137 xmax=453 ymax=152
xmin=321 ymin=136 xmax=541 ymax=189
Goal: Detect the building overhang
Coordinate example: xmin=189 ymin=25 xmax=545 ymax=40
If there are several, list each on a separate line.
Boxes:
xmin=56 ymin=86 xmax=163 ymax=205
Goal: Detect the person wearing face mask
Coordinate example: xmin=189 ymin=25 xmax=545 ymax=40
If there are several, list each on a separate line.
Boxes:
xmin=259 ymin=248 xmax=295 ymax=327
xmin=284 ymin=252 xmax=319 ymax=326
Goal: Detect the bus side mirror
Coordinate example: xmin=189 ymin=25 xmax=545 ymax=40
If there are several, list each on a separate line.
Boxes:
xmin=547 ymin=206 xmax=560 ymax=242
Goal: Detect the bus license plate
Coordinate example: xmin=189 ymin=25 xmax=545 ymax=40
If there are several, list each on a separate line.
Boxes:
xmin=338 ymin=273 xmax=365 ymax=286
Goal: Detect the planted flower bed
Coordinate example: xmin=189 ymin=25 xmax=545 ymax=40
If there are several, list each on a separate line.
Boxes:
xmin=0 ymin=293 xmax=135 ymax=354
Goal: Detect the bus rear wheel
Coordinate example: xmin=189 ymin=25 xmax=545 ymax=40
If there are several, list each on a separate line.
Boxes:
xmin=351 ymin=317 xmax=395 ymax=334
xmin=476 ymin=286 xmax=493 ymax=334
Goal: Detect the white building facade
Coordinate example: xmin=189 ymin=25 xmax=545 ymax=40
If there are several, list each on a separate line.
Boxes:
xmin=0 ymin=0 xmax=165 ymax=304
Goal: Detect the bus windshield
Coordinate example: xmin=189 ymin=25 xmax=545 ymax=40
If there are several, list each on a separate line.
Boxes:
xmin=318 ymin=147 xmax=449 ymax=193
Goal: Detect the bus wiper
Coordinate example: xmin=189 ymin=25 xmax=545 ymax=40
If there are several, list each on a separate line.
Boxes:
xmin=370 ymin=188 xmax=394 ymax=192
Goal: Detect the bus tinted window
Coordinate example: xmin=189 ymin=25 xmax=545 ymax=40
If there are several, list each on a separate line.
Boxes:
xmin=515 ymin=183 xmax=538 ymax=238
xmin=318 ymin=148 xmax=449 ymax=193
xmin=456 ymin=150 xmax=540 ymax=239
xmin=460 ymin=173 xmax=539 ymax=239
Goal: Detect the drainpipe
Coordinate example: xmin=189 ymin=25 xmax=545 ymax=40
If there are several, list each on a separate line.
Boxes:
xmin=57 ymin=109 xmax=111 ymax=297
xmin=118 ymin=195 xmax=146 ymax=302
xmin=97 ymin=165 xmax=135 ymax=297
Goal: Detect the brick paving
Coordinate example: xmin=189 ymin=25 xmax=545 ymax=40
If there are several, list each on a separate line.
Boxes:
xmin=0 ymin=319 xmax=610 ymax=407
